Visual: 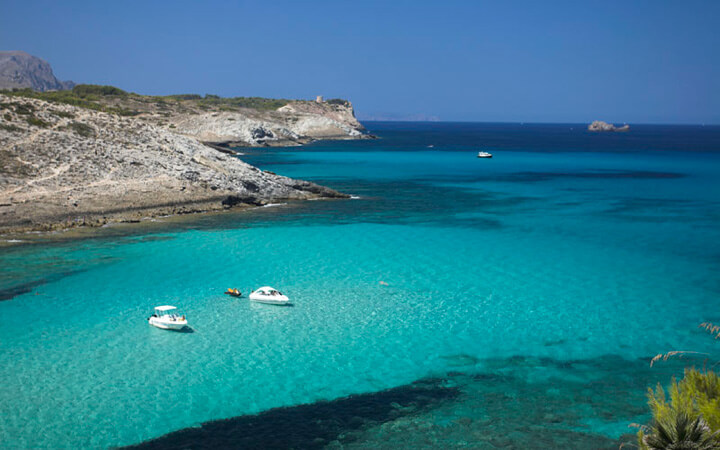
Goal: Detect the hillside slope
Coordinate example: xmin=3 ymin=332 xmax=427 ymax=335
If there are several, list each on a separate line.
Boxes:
xmin=0 ymin=94 xmax=348 ymax=232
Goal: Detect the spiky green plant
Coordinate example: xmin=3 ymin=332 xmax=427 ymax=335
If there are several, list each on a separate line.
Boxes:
xmin=641 ymin=413 xmax=718 ymax=449
xmin=638 ymin=369 xmax=720 ymax=449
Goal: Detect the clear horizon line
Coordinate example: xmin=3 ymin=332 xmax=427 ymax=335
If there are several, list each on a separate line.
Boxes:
xmin=357 ymin=119 xmax=720 ymax=126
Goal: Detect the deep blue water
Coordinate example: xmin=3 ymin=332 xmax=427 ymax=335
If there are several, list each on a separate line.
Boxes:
xmin=1 ymin=122 xmax=719 ymax=448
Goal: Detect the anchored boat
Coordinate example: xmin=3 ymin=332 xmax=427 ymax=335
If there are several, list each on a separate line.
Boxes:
xmin=148 ymin=305 xmax=188 ymax=330
xmin=249 ymin=286 xmax=291 ymax=305
xmin=477 ymin=151 xmax=493 ymax=158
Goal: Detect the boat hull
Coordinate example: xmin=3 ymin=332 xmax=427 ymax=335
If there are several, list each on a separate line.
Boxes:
xmin=148 ymin=317 xmax=188 ymax=330
xmin=249 ymin=298 xmax=291 ymax=305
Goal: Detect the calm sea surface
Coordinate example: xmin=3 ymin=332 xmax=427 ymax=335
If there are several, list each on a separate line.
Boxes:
xmin=1 ymin=122 xmax=719 ymax=448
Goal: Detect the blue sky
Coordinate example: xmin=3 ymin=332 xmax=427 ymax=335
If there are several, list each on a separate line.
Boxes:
xmin=2 ymin=0 xmax=719 ymax=123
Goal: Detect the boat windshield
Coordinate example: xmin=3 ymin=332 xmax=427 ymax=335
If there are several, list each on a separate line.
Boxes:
xmin=161 ymin=312 xmax=183 ymax=321
xmin=255 ymin=288 xmax=283 ymax=296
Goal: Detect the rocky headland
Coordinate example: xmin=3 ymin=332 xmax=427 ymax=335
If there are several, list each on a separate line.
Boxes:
xmin=173 ymin=99 xmax=366 ymax=148
xmin=588 ymin=120 xmax=630 ymax=132
xmin=0 ymin=86 xmax=369 ymax=233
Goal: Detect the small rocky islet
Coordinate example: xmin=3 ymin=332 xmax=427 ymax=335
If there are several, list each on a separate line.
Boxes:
xmin=588 ymin=120 xmax=630 ymax=132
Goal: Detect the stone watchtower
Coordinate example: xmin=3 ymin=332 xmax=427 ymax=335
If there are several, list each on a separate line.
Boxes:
xmin=315 ymin=95 xmax=324 ymax=103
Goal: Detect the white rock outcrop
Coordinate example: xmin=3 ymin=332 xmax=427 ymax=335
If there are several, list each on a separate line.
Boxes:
xmin=172 ymin=100 xmax=367 ymax=146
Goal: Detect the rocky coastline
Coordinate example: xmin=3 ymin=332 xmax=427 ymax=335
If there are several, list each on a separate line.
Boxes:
xmin=0 ymin=92 xmax=367 ymax=234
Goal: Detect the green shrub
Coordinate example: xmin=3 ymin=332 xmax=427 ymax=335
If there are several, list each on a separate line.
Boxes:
xmin=638 ymin=369 xmax=720 ymax=448
xmin=13 ymin=103 xmax=35 ymax=115
xmin=54 ymin=110 xmax=75 ymax=119
xmin=116 ymin=108 xmax=140 ymax=116
xmin=67 ymin=122 xmax=95 ymax=138
xmin=72 ymin=84 xmax=128 ymax=97
xmin=326 ymin=98 xmax=349 ymax=106
xmin=0 ymin=123 xmax=23 ymax=132
xmin=190 ymin=95 xmax=289 ymax=111
xmin=3 ymin=112 xmax=12 ymax=121
xmin=640 ymin=413 xmax=718 ymax=449
xmin=162 ymin=94 xmax=202 ymax=101
xmin=25 ymin=116 xmax=50 ymax=128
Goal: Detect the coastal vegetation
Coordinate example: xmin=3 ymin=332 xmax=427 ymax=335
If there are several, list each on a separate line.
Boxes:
xmin=0 ymin=122 xmax=22 ymax=133
xmin=0 ymin=100 xmax=51 ymax=128
xmin=155 ymin=94 xmax=290 ymax=111
xmin=71 ymin=84 xmax=128 ymax=97
xmin=25 ymin=115 xmax=50 ymax=128
xmin=0 ymin=85 xmax=138 ymax=116
xmin=637 ymin=369 xmax=720 ymax=448
xmin=60 ymin=121 xmax=95 ymax=138
xmin=0 ymin=85 xmax=344 ymax=116
xmin=636 ymin=324 xmax=720 ymax=448
xmin=326 ymin=98 xmax=350 ymax=106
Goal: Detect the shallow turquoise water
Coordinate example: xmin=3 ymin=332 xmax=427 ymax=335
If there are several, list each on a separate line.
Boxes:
xmin=1 ymin=123 xmax=719 ymax=448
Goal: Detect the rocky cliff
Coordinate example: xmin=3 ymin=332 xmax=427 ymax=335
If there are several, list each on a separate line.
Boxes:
xmin=171 ymin=100 xmax=366 ymax=147
xmin=0 ymin=51 xmax=75 ymax=92
xmin=0 ymin=94 xmax=349 ymax=233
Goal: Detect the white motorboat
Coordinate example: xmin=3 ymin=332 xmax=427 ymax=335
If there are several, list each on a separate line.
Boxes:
xmin=477 ymin=151 xmax=493 ymax=158
xmin=148 ymin=305 xmax=188 ymax=330
xmin=249 ymin=286 xmax=290 ymax=305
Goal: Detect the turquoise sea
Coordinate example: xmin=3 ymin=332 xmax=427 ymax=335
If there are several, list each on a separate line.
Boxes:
xmin=1 ymin=122 xmax=719 ymax=448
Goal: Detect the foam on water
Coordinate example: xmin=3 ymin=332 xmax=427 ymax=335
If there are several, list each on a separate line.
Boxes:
xmin=1 ymin=123 xmax=719 ymax=448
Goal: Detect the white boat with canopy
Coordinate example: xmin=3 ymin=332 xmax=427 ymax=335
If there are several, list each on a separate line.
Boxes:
xmin=148 ymin=305 xmax=188 ymax=330
xmin=477 ymin=151 xmax=493 ymax=158
xmin=249 ymin=286 xmax=290 ymax=305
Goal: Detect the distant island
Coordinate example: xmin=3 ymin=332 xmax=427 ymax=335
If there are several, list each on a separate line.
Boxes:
xmin=0 ymin=52 xmax=371 ymax=233
xmin=588 ymin=120 xmax=630 ymax=132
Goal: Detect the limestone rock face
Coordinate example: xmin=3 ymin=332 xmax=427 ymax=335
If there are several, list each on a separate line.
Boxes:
xmin=173 ymin=100 xmax=367 ymax=147
xmin=0 ymin=95 xmax=348 ymax=232
xmin=588 ymin=120 xmax=630 ymax=132
xmin=0 ymin=51 xmax=75 ymax=91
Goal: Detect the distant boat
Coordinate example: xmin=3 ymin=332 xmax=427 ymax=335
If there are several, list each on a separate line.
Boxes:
xmin=477 ymin=151 xmax=493 ymax=158
xmin=249 ymin=286 xmax=291 ymax=305
xmin=148 ymin=305 xmax=188 ymax=330
xmin=225 ymin=288 xmax=242 ymax=297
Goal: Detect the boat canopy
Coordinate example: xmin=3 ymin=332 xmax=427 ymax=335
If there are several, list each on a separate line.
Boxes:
xmin=154 ymin=305 xmax=177 ymax=312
